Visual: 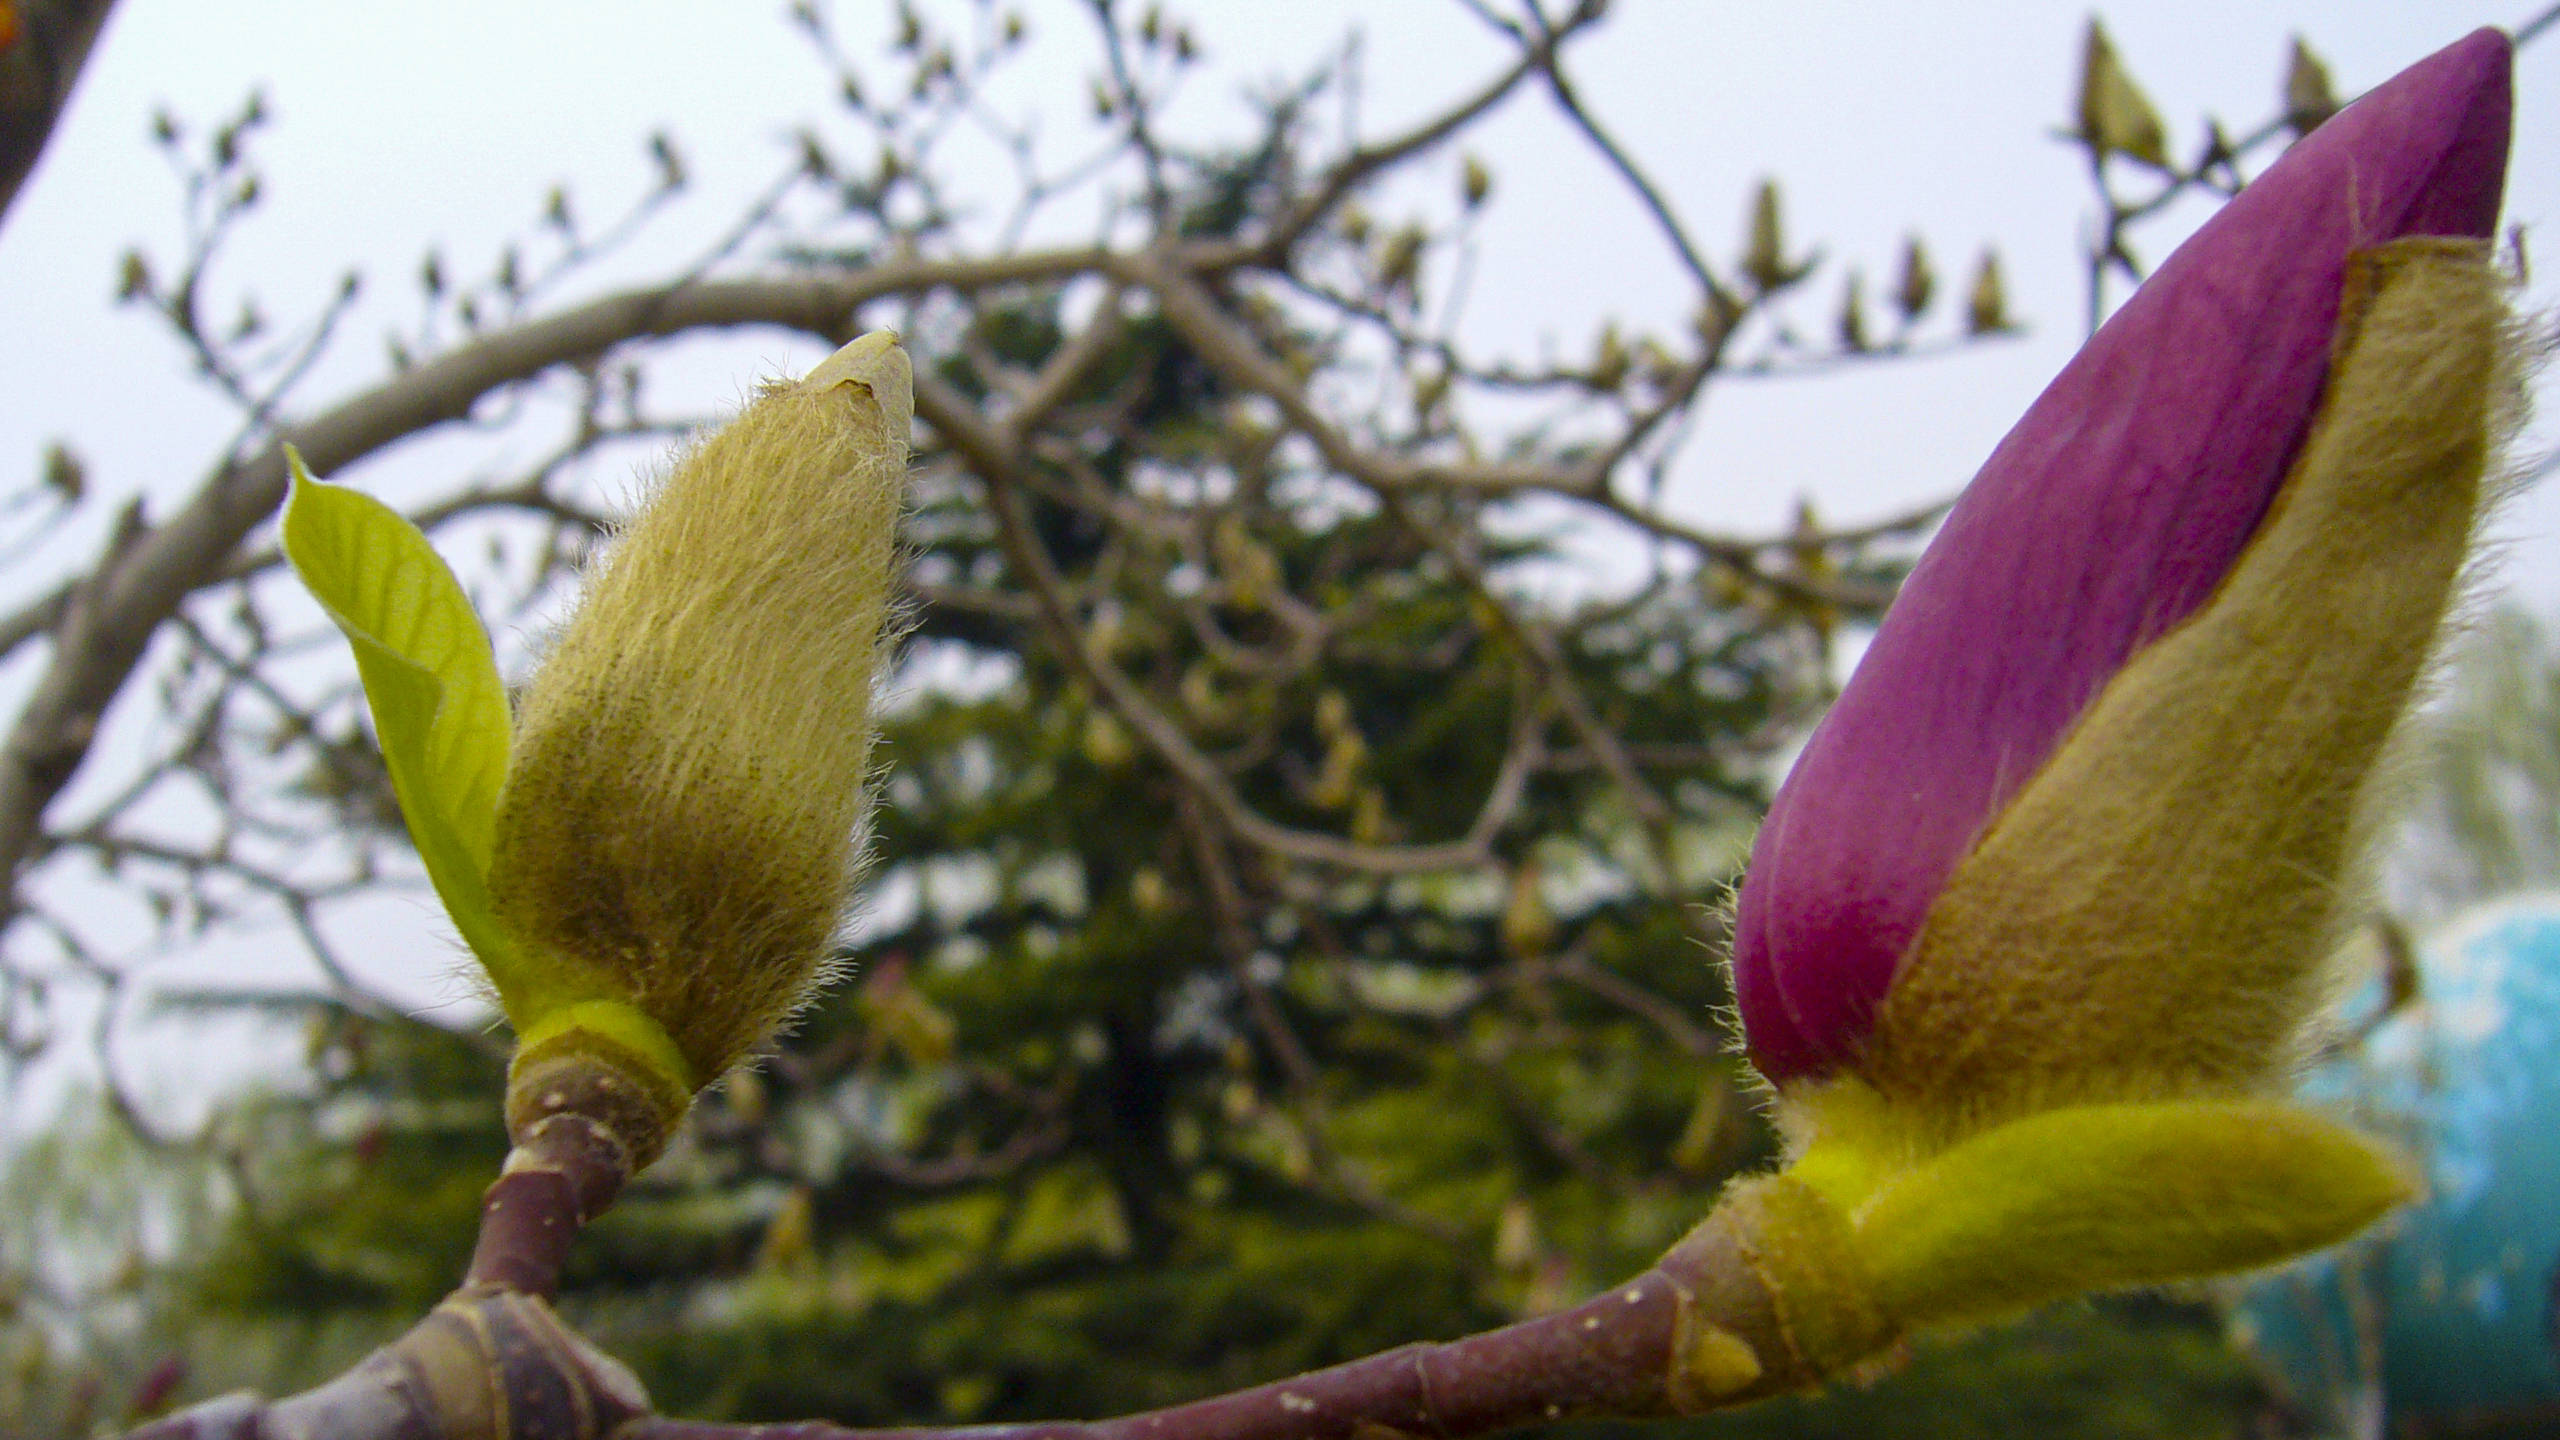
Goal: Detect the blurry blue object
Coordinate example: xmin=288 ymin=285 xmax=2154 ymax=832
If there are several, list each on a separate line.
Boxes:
xmin=2233 ymin=895 xmax=2560 ymax=1436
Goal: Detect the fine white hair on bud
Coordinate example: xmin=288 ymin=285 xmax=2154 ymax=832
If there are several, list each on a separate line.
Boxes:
xmin=491 ymin=331 xmax=911 ymax=1086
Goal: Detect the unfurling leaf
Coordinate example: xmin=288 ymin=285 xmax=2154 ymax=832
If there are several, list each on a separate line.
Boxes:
xmin=1846 ymin=1100 xmax=2415 ymax=1326
xmin=281 ymin=451 xmax=536 ymax=1012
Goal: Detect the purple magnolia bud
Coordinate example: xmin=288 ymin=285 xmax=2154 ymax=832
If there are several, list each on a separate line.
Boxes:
xmin=1734 ymin=28 xmax=2513 ymax=1085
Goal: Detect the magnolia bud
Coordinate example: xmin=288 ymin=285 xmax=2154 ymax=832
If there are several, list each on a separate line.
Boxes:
xmin=1834 ymin=269 xmax=1869 ymax=353
xmin=1964 ymin=249 xmax=2009 ymax=336
xmin=2286 ymin=36 xmax=2341 ymax=135
xmin=2075 ymin=20 xmax=2170 ymax=167
xmin=1893 ymin=235 xmax=1934 ymax=324
xmin=1742 ymin=179 xmax=1793 ymax=294
xmin=490 ymin=332 xmax=911 ymax=1151
xmin=1715 ymin=28 xmax=2514 ymax=1353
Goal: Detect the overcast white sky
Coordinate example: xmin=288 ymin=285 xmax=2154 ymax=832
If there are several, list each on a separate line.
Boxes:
xmin=0 ymin=0 xmax=2554 ymax=1125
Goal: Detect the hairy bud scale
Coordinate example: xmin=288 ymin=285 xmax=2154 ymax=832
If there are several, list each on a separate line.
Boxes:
xmin=490 ymin=333 xmax=911 ymax=1091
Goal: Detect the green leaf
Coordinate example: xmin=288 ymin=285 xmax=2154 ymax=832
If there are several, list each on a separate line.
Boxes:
xmin=1845 ymin=1098 xmax=2415 ymax=1328
xmin=281 ymin=448 xmax=549 ymax=1017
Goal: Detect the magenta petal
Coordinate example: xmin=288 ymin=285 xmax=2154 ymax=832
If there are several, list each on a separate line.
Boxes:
xmin=1733 ymin=28 xmax=2512 ymax=1084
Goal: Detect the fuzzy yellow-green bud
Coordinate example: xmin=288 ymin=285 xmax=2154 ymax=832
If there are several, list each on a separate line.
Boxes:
xmin=489 ymin=331 xmax=911 ymax=1105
